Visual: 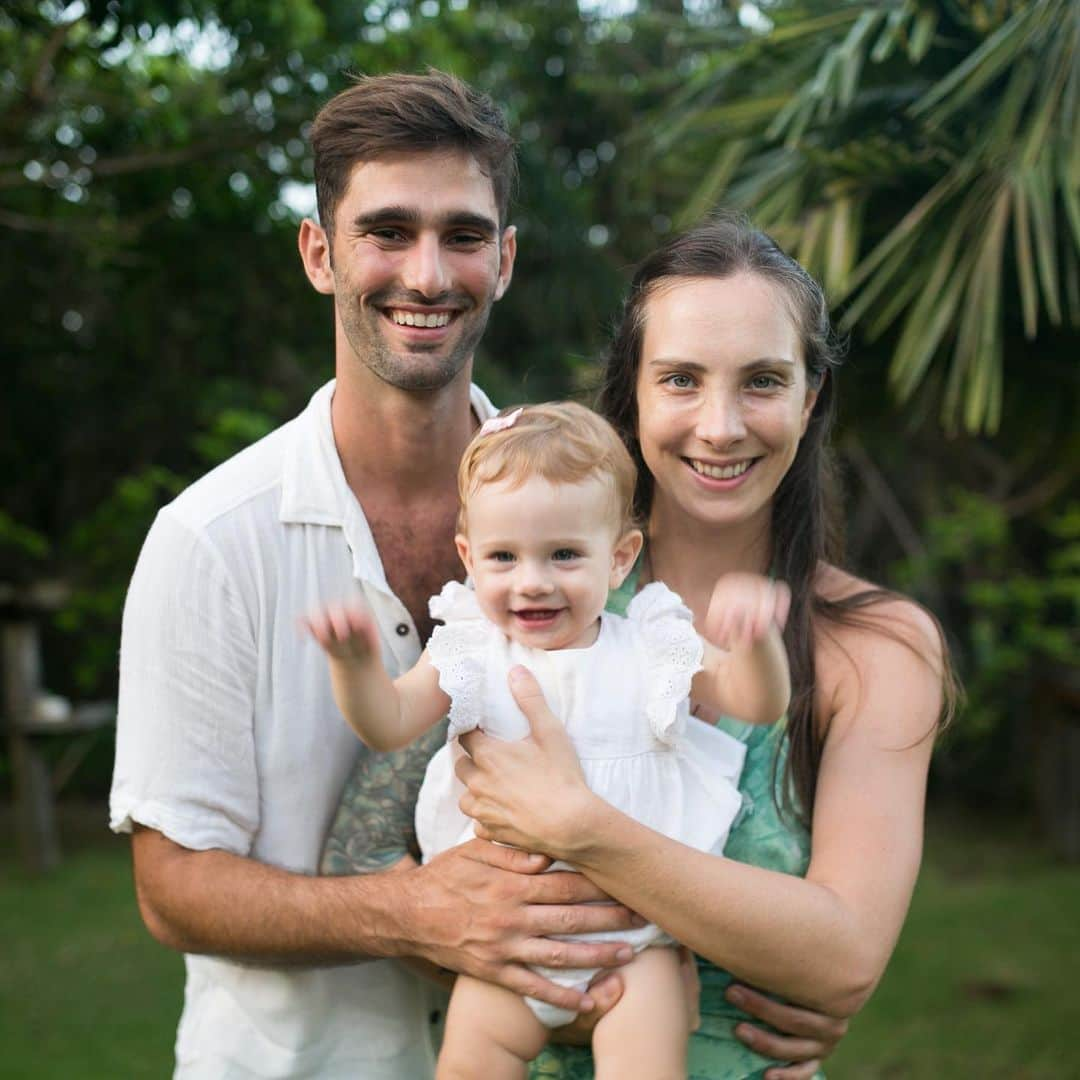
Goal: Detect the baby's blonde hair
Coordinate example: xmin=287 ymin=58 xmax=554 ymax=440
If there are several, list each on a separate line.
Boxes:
xmin=458 ymin=402 xmax=638 ymax=536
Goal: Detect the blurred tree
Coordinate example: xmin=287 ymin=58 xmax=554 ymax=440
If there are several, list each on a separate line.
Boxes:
xmin=0 ymin=0 xmax=657 ymax=697
xmin=632 ymin=0 xmax=1079 ymax=437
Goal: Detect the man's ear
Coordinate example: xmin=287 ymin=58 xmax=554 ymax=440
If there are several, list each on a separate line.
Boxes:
xmin=493 ymin=225 xmax=517 ymax=301
xmin=298 ymin=218 xmax=335 ymax=295
xmin=610 ymin=528 xmax=644 ymax=589
xmin=455 ymin=534 xmax=473 ymax=577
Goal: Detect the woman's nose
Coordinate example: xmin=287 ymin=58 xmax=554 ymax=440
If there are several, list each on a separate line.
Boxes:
xmin=695 ymin=390 xmax=747 ymax=445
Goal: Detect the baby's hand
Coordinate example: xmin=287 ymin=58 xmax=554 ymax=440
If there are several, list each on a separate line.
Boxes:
xmin=303 ymin=601 xmax=381 ymax=663
xmin=704 ymin=573 xmax=790 ymax=651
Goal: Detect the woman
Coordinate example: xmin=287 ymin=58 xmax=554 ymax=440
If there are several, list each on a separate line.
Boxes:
xmin=454 ymin=217 xmax=955 ymax=1079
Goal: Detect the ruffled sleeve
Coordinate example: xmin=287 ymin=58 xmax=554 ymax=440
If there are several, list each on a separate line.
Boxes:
xmin=627 ymin=582 xmax=703 ymax=745
xmin=427 ymin=581 xmax=491 ymax=739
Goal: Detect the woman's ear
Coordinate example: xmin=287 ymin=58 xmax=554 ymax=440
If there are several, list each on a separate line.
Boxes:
xmin=610 ymin=528 xmax=644 ymax=589
xmin=800 ymin=370 xmax=825 ymax=435
xmin=455 ymin=534 xmax=473 ymax=577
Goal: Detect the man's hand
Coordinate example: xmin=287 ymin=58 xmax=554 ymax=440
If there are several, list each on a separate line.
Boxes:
xmin=404 ymin=838 xmax=640 ymax=1014
xmin=727 ymin=982 xmax=849 ymax=1080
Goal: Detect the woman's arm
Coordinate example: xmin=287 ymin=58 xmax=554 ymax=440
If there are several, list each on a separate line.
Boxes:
xmin=458 ymin=601 xmax=942 ymax=1017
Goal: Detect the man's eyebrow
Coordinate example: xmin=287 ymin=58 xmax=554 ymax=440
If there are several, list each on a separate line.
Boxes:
xmin=350 ymin=207 xmax=499 ymax=235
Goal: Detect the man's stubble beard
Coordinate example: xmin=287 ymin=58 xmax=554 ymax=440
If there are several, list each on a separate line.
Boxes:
xmin=339 ymin=295 xmax=495 ymax=393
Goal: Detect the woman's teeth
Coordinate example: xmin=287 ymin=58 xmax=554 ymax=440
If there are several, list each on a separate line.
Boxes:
xmin=690 ymin=459 xmax=753 ymax=480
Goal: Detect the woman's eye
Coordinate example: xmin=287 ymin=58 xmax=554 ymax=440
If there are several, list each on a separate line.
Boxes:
xmin=749 ymin=373 xmax=780 ymax=391
xmin=552 ymin=549 xmax=579 ymax=562
xmin=663 ymin=373 xmax=695 ymax=390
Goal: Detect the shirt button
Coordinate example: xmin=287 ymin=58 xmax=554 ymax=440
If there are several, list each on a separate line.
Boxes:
xmin=395 ymin=623 xmax=410 ymax=636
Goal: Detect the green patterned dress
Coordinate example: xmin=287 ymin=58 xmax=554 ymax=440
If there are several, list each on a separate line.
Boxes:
xmin=530 ymin=570 xmax=819 ymax=1080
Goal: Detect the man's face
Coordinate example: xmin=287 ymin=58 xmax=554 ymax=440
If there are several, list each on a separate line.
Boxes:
xmin=322 ymin=150 xmax=516 ymax=392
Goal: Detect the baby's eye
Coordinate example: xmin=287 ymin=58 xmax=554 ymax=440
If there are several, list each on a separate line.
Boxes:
xmin=552 ymin=549 xmax=580 ymax=562
xmin=489 ymin=551 xmax=515 ymax=563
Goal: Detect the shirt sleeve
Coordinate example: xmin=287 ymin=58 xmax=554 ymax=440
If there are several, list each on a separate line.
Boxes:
xmin=109 ymin=508 xmax=260 ymax=855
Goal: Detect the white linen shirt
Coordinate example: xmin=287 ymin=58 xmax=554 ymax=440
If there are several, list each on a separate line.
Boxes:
xmin=110 ymin=378 xmax=496 ymax=1079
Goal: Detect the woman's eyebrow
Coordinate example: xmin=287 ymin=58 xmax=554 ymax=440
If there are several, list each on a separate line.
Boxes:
xmin=645 ymin=357 xmax=795 ymax=371
xmin=741 ymin=357 xmax=796 ymax=372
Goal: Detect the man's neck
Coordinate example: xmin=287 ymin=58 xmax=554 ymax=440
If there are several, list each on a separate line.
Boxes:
xmin=330 ymin=365 xmax=478 ymax=505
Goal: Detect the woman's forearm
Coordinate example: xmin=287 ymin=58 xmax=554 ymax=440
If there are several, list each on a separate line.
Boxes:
xmin=567 ymin=801 xmax=880 ymax=1016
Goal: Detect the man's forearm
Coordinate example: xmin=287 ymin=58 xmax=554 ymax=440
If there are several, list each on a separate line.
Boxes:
xmin=132 ymin=827 xmax=421 ymax=965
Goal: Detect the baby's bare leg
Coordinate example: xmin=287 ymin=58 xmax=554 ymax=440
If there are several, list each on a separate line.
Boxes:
xmin=436 ymin=973 xmax=549 ymax=1080
xmin=592 ymin=947 xmax=690 ymax=1080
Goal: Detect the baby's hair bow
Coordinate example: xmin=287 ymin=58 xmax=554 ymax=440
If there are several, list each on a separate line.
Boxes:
xmin=478 ymin=407 xmax=523 ymax=437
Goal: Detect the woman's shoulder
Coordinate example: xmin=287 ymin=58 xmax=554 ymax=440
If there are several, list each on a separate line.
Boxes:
xmin=812 ymin=564 xmax=947 ymax=738
xmin=814 ymin=564 xmax=942 ymax=653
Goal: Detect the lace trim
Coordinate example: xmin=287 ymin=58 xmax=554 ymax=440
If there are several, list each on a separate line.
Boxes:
xmin=628 ymin=583 xmax=704 ymax=744
xmin=428 ymin=580 xmax=483 ymax=624
xmin=427 ymin=581 xmax=490 ymax=739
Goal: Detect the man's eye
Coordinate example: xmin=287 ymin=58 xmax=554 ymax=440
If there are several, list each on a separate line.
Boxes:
xmin=449 ymin=233 xmax=485 ymax=248
xmin=552 ymin=549 xmax=580 ymax=562
xmin=369 ymin=228 xmax=406 ymax=243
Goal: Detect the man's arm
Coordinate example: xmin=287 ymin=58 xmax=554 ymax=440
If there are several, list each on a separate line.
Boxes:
xmin=132 ymin=827 xmax=640 ymax=1011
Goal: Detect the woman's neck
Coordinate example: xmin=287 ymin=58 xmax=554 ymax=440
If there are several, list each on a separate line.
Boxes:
xmin=645 ymin=497 xmax=772 ymax=621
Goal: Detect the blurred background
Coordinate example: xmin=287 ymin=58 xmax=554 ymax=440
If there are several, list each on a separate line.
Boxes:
xmin=1 ymin=0 xmax=1077 ymax=1075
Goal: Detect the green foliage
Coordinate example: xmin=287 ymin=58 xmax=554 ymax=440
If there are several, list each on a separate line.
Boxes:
xmin=1 ymin=0 xmax=1075 ymax=816
xmin=635 ymin=0 xmax=1080 ymax=435
xmin=893 ymin=492 xmax=1079 ymax=801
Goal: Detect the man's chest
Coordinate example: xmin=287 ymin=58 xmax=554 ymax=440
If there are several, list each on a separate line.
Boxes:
xmin=366 ymin=510 xmax=463 ymax=643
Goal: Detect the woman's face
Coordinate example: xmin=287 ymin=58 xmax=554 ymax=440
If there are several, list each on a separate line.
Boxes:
xmin=635 ymin=273 xmax=819 ymax=535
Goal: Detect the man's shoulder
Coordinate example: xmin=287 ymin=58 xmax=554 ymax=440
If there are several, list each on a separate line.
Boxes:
xmin=164 ymin=413 xmax=300 ymax=536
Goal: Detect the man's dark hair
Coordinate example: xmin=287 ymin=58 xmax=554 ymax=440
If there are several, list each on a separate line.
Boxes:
xmin=310 ymin=70 xmax=517 ymax=246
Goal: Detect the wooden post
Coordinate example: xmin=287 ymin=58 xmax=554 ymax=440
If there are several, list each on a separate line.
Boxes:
xmin=3 ymin=619 xmax=61 ymax=873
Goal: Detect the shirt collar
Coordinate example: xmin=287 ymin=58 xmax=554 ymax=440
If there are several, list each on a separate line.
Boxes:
xmin=279 ymin=377 xmax=498 ymax=530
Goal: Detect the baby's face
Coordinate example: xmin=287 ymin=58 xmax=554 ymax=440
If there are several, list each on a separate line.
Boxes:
xmin=456 ymin=474 xmax=638 ymax=651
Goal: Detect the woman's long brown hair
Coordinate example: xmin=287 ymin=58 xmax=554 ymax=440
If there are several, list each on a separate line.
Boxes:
xmin=597 ymin=214 xmax=956 ymax=824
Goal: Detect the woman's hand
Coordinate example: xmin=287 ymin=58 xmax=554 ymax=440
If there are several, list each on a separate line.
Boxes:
xmin=456 ymin=665 xmax=597 ymax=861
xmin=726 ymin=982 xmax=849 ymax=1080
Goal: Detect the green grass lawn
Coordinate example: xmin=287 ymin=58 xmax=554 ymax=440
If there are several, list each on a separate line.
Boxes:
xmin=1 ymin=804 xmax=1076 ymax=1078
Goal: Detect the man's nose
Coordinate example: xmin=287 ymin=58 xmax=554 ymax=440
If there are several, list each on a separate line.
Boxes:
xmin=400 ymin=233 xmax=450 ymax=299
xmin=695 ymin=389 xmax=747 ymax=446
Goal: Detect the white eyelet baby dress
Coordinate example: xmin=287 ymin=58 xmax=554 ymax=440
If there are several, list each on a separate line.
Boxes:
xmin=414 ymin=580 xmax=747 ymax=1027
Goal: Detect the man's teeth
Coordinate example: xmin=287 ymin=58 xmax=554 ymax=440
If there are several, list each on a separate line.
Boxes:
xmin=691 ymin=459 xmax=753 ymax=480
xmin=389 ymin=310 xmax=451 ymax=328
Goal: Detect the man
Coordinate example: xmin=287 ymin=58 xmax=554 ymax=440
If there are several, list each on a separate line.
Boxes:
xmin=110 ymin=72 xmax=639 ymax=1078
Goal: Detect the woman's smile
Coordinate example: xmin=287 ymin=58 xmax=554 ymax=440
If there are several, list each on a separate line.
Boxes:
xmin=635 ymin=273 xmax=818 ymax=536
